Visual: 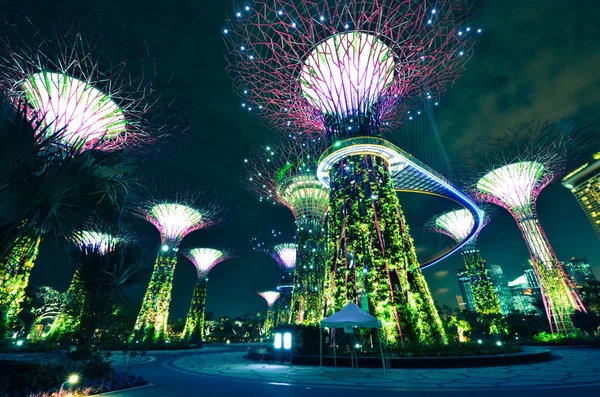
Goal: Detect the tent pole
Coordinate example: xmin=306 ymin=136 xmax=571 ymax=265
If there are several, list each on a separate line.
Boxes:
xmin=379 ymin=330 xmax=386 ymax=375
xmin=334 ymin=329 xmax=337 ymax=368
xmin=320 ymin=326 xmax=323 ymax=373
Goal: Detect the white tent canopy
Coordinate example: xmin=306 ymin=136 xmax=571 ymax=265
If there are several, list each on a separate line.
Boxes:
xmin=319 ymin=302 xmax=386 ymax=373
xmin=321 ymin=302 xmax=381 ymax=329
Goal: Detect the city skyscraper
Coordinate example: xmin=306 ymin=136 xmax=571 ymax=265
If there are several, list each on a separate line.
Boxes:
xmin=508 ymin=275 xmax=539 ymax=315
xmin=456 ymin=295 xmax=467 ymax=311
xmin=488 ymin=265 xmax=514 ymax=314
xmin=456 ymin=269 xmax=476 ymax=312
xmin=562 ymin=258 xmax=597 ymax=288
xmin=563 ymin=152 xmax=600 ymax=239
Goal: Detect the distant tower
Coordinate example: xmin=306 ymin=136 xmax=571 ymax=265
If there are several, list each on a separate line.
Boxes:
xmin=456 ymin=295 xmax=466 ymax=311
xmin=563 ymin=152 xmax=600 ymax=239
xmin=487 ymin=265 xmax=515 ymax=315
xmin=429 ymin=209 xmax=502 ymax=316
xmin=463 ymin=120 xmax=599 ymax=333
xmin=508 ymin=276 xmax=539 ymax=315
xmin=181 ymin=248 xmax=232 ymax=343
xmin=562 ymin=258 xmax=597 ymax=288
xmin=257 ymin=291 xmax=281 ymax=335
xmin=132 ymin=187 xmax=224 ymax=342
xmin=455 ymin=269 xmax=476 ymax=312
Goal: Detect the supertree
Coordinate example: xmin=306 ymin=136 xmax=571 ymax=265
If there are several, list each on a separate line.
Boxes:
xmin=0 ymin=20 xmax=179 ymax=330
xmin=427 ymin=208 xmax=505 ymax=334
xmin=271 ymin=243 xmax=297 ymax=325
xmin=225 ymin=0 xmax=480 ymax=343
xmin=181 ymin=248 xmax=233 ymax=343
xmin=0 ymin=20 xmax=176 ymax=152
xmin=257 ymin=291 xmax=281 ymax=335
xmin=132 ymin=187 xmax=225 ymax=342
xmin=49 ymin=230 xmax=118 ymax=338
xmin=245 ymin=139 xmax=329 ymax=325
xmin=461 ymin=119 xmax=600 ymax=334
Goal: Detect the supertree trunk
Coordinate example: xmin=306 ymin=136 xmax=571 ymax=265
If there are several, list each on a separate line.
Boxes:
xmin=0 ymin=236 xmax=40 ymax=329
xmin=290 ymin=218 xmax=326 ymax=325
xmin=49 ymin=272 xmax=85 ymax=338
xmin=264 ymin=308 xmax=275 ymax=335
xmin=462 ymin=245 xmax=502 ymax=315
xmin=277 ymin=287 xmax=292 ymax=325
xmin=325 ymin=154 xmax=446 ymax=344
xmin=516 ymin=212 xmax=585 ymax=333
xmin=182 ymin=277 xmax=208 ymax=343
xmin=132 ymin=248 xmax=178 ymax=342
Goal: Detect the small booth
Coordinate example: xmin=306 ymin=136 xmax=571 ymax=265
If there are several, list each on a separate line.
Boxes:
xmin=319 ymin=302 xmax=387 ymax=373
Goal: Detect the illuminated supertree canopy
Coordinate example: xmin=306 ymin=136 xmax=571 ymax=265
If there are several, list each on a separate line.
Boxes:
xmin=461 ymin=119 xmax=600 ymax=333
xmin=147 ymin=203 xmax=205 ymax=244
xmin=73 ymin=230 xmax=118 ymax=254
xmin=184 ymin=248 xmax=230 ymax=277
xmin=225 ymin=0 xmax=478 ymax=344
xmin=433 ymin=208 xmax=476 ymax=244
xmin=0 ymin=20 xmax=180 ymax=152
xmin=272 ymin=243 xmax=297 ymax=270
xmin=133 ymin=185 xmax=226 ymax=343
xmin=181 ymin=248 xmax=233 ymax=343
xmin=244 ymin=138 xmax=329 ymax=225
xmin=258 ymin=291 xmax=281 ymax=308
xmin=225 ymin=0 xmax=478 ymax=137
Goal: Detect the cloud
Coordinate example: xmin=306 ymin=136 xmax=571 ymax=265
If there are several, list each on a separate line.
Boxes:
xmin=437 ymin=0 xmax=600 ymax=152
xmin=434 ymin=270 xmax=450 ymax=278
xmin=435 ymin=288 xmax=450 ymax=295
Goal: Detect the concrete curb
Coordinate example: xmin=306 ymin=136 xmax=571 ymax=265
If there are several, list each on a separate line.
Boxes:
xmin=89 ymin=383 xmax=153 ymax=396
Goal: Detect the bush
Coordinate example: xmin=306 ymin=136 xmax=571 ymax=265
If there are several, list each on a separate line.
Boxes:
xmin=389 ymin=341 xmax=522 ymax=357
xmin=0 ymin=351 xmax=146 ymax=396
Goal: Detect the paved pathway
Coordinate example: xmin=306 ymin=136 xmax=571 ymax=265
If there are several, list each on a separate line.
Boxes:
xmin=103 ymin=346 xmax=600 ymax=396
xmin=167 ymin=347 xmax=600 ymax=390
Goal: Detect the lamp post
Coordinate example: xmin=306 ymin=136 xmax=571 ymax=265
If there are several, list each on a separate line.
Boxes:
xmin=58 ymin=374 xmax=78 ymax=396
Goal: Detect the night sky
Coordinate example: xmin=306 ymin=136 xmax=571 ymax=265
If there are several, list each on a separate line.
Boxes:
xmin=8 ymin=0 xmax=600 ymax=320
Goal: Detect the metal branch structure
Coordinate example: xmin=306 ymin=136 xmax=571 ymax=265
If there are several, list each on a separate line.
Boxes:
xmin=252 ymin=233 xmax=297 ymax=325
xmin=461 ymin=119 xmax=600 ymax=334
xmin=257 ymin=290 xmax=281 ymax=334
xmin=181 ymin=248 xmax=233 ymax=343
xmin=133 ymin=186 xmax=225 ymax=343
xmin=226 ymin=0 xmax=480 ymax=344
xmin=0 ymin=19 xmax=183 ymax=331
xmin=428 ymin=209 xmax=504 ymax=332
xmin=0 ymin=20 xmax=181 ymax=153
xmin=245 ymin=138 xmax=328 ymax=325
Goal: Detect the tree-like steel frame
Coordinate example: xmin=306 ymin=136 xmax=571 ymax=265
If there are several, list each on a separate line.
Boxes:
xmin=132 ymin=186 xmax=225 ymax=343
xmin=0 ymin=19 xmax=182 ymax=153
xmin=245 ymin=138 xmax=329 ymax=325
xmin=461 ymin=119 xmax=600 ymax=334
xmin=181 ymin=248 xmax=233 ymax=343
xmin=226 ymin=0 xmax=479 ymax=344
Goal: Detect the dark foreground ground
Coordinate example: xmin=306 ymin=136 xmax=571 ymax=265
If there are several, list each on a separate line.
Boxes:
xmin=105 ymin=345 xmax=600 ymax=397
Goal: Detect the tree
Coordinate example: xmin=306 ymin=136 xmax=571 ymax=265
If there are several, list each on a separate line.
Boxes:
xmin=72 ymin=242 xmax=147 ymax=355
xmin=0 ymin=98 xmax=135 ymax=331
xmin=572 ymin=311 xmax=600 ymax=340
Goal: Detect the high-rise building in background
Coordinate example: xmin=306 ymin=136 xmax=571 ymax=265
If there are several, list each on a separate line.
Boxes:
xmin=562 ymin=257 xmax=597 ymax=288
xmin=508 ymin=275 xmax=540 ymax=315
xmin=456 ymin=295 xmax=466 ymax=311
xmin=488 ymin=265 xmax=514 ymax=314
xmin=456 ymin=269 xmax=476 ymax=312
xmin=563 ymin=152 xmax=600 ymax=239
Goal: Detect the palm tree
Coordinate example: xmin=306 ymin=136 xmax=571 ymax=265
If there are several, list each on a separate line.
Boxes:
xmin=0 ymin=98 xmax=136 ymax=330
xmin=70 ymin=242 xmax=147 ymax=354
